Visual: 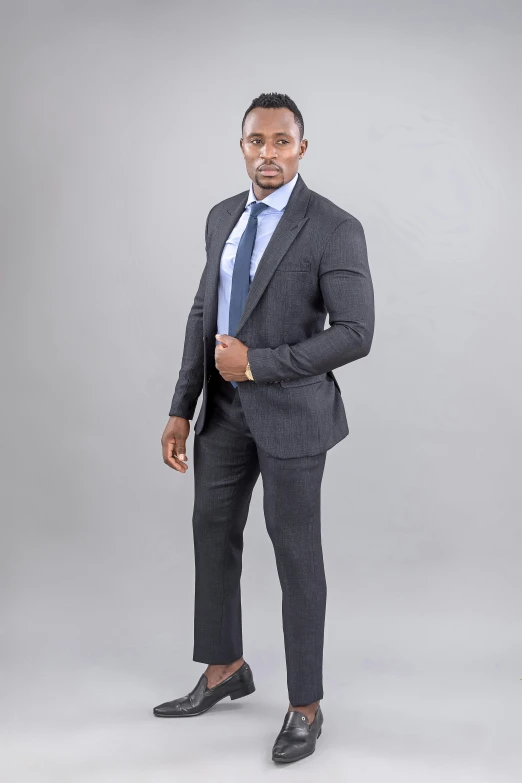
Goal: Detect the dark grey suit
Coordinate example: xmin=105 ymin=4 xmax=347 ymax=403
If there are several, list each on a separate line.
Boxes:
xmin=168 ymin=173 xmax=374 ymax=705
xmin=169 ymin=173 xmax=374 ymax=458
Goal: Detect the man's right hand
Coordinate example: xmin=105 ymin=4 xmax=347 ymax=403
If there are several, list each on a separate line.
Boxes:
xmin=162 ymin=416 xmax=190 ymax=473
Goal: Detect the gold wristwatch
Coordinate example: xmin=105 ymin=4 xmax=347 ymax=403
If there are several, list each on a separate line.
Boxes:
xmin=245 ymin=361 xmax=254 ymax=381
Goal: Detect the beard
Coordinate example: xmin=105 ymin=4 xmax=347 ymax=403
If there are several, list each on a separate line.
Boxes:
xmin=255 ymin=172 xmax=285 ymax=190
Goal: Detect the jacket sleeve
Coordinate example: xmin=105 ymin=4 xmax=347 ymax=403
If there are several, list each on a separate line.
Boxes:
xmin=247 ymin=217 xmax=374 ymax=383
xmin=168 ymin=209 xmax=212 ymax=418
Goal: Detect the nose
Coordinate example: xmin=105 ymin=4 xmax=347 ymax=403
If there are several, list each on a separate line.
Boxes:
xmin=260 ymin=141 xmax=278 ymax=160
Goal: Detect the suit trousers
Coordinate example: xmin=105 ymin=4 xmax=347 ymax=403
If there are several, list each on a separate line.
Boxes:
xmin=191 ymin=371 xmax=328 ymax=706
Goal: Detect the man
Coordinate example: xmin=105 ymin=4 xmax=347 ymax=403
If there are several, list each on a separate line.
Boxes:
xmin=153 ymin=93 xmax=374 ymax=764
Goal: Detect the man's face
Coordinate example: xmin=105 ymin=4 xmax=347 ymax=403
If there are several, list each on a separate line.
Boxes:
xmin=240 ymin=107 xmax=307 ymax=197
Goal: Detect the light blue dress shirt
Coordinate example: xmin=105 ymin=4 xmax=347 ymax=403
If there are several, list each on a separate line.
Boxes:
xmin=217 ymin=171 xmax=299 ymax=337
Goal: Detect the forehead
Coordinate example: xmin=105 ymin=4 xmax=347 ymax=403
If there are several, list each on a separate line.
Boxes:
xmin=243 ymin=107 xmax=298 ymax=136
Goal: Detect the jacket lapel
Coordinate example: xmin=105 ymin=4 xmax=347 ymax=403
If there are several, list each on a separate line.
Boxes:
xmin=203 ymin=173 xmax=311 ymax=340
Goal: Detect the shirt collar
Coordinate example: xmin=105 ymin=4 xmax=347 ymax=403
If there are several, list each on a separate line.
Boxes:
xmin=245 ymin=171 xmax=299 ymax=211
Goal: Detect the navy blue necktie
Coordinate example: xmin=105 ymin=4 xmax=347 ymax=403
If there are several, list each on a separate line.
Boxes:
xmin=228 ymin=201 xmax=269 ymax=388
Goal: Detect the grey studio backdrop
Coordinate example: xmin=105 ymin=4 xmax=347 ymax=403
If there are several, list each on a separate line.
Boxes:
xmin=2 ymin=2 xmax=521 ymax=782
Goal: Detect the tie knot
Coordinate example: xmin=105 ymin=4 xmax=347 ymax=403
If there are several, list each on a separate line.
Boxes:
xmin=250 ymin=201 xmax=270 ymax=219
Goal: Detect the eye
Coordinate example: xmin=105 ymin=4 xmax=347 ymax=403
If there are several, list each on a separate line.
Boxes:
xmin=249 ymin=139 xmax=289 ymax=145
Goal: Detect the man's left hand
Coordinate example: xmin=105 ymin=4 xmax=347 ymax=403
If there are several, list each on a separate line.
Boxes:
xmin=215 ymin=334 xmax=249 ymax=382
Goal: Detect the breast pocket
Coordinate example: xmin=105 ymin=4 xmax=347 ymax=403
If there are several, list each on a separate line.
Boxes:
xmin=275 ymin=258 xmax=312 ymax=273
xmin=273 ymin=263 xmax=315 ymax=325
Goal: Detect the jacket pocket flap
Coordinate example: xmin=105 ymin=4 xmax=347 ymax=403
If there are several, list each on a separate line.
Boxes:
xmin=280 ymin=373 xmax=326 ymax=387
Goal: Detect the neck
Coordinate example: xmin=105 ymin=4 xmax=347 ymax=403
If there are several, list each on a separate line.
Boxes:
xmin=253 ymin=183 xmax=279 ymax=201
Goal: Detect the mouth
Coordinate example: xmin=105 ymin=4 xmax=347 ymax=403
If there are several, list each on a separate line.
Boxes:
xmin=258 ymin=168 xmax=280 ymax=177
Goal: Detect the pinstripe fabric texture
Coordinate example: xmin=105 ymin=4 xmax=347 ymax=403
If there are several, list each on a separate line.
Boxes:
xmin=169 ymin=173 xmax=375 ymax=459
xmin=192 ymin=371 xmax=328 ymax=705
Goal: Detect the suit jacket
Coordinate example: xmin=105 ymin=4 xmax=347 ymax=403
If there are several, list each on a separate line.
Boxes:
xmin=169 ymin=173 xmax=375 ymax=459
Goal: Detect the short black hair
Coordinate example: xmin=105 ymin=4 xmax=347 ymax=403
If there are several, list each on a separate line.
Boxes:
xmin=242 ymin=93 xmax=304 ymax=140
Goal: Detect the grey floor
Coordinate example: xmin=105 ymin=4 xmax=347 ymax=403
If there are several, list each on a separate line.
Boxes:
xmin=3 ymin=633 xmax=520 ymax=782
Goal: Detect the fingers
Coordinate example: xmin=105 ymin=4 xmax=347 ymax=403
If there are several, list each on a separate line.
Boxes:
xmin=174 ymin=436 xmax=188 ymax=469
xmin=163 ymin=437 xmax=189 ymax=473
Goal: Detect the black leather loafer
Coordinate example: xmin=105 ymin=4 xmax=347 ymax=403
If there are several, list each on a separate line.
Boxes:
xmin=272 ymin=705 xmax=324 ymax=763
xmin=153 ymin=661 xmax=255 ymax=717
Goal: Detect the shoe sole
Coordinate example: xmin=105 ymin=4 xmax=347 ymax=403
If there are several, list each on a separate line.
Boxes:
xmin=153 ymin=681 xmax=256 ymax=717
xmin=272 ymin=726 xmax=322 ymax=763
